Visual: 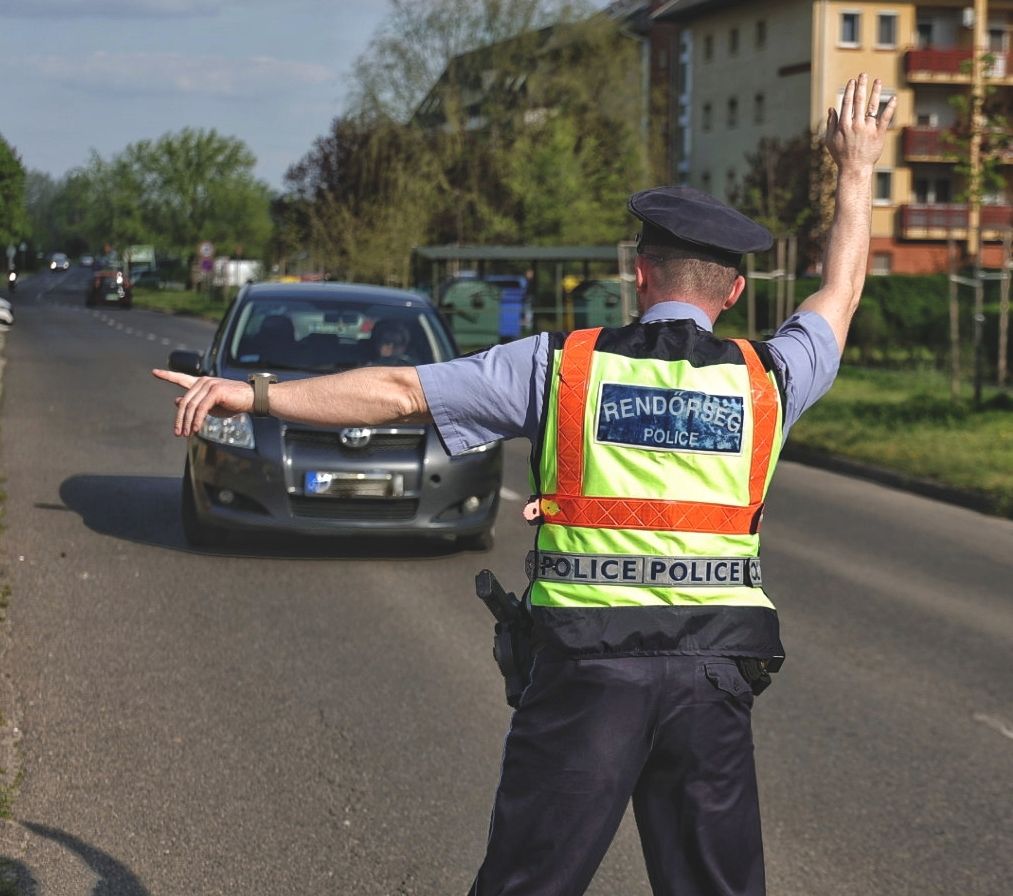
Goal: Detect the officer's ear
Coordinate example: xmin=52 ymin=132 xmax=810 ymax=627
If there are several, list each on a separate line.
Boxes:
xmin=634 ymin=255 xmax=649 ymax=293
xmin=721 ymin=275 xmax=746 ymax=311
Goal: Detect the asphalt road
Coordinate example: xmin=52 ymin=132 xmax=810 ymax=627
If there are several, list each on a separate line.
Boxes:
xmin=0 ymin=269 xmax=1011 ymax=895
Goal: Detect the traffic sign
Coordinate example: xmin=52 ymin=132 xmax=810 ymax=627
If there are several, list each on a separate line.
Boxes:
xmin=198 ymin=241 xmax=215 ymax=259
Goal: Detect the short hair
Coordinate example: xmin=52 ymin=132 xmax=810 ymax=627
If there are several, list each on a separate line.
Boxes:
xmin=638 ymin=243 xmax=740 ymax=304
xmin=373 ymin=319 xmax=410 ymax=346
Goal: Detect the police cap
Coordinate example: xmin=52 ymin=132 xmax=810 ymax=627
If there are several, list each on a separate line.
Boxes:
xmin=629 ymin=186 xmax=773 ymax=264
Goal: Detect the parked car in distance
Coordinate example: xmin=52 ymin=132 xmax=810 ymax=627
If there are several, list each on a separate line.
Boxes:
xmin=167 ymin=281 xmax=502 ymax=550
xmin=130 ymin=269 xmax=164 ymax=290
xmin=86 ymin=269 xmax=132 ymax=308
xmin=49 ymin=252 xmax=70 ymax=272
xmin=79 ymin=254 xmax=95 ymax=268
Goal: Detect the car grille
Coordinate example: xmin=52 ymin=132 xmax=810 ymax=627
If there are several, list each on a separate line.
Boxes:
xmin=289 ymin=497 xmax=419 ymax=521
xmin=285 ymin=429 xmax=425 ymax=453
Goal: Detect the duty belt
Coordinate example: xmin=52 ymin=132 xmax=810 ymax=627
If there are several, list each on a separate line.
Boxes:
xmin=526 ymin=550 xmax=763 ymax=588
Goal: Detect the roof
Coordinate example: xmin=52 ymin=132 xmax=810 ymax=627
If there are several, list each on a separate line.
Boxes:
xmin=246 ymin=281 xmax=430 ymax=308
xmin=651 ymin=0 xmax=744 ymax=22
xmin=414 ymin=245 xmax=620 ymax=262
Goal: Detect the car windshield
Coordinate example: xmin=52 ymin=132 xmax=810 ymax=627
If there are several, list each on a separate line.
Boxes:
xmin=226 ymin=297 xmax=456 ymax=372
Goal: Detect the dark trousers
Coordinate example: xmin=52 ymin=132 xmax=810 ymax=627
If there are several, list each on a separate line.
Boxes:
xmin=469 ymin=654 xmax=765 ymax=896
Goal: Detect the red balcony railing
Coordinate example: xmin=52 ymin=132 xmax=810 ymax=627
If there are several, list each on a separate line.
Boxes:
xmin=902 ymin=127 xmax=959 ymax=159
xmin=901 ymin=204 xmax=1013 ymax=233
xmin=906 ymin=48 xmax=1011 ymax=77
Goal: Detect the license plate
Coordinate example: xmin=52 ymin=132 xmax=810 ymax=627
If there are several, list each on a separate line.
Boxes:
xmin=105 ymin=292 xmax=121 ymax=302
xmin=304 ymin=471 xmax=404 ymax=498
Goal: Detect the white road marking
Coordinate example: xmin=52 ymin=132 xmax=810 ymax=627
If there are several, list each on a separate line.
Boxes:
xmin=499 ymin=487 xmax=524 ymax=502
xmin=973 ymin=713 xmax=1013 ymax=741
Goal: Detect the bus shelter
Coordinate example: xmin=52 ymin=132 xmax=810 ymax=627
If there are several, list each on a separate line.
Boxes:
xmin=413 ymin=244 xmax=637 ymax=349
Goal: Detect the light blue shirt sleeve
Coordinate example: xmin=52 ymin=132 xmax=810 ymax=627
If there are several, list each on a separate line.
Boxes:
xmin=764 ymin=310 xmax=840 ymax=436
xmin=416 ymin=333 xmax=551 ymax=455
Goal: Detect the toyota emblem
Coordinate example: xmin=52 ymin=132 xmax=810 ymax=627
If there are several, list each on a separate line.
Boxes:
xmin=339 ymin=427 xmax=372 ymax=449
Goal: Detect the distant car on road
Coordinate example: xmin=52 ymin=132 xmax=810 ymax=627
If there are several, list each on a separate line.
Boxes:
xmin=49 ymin=253 xmax=70 ymax=272
xmin=79 ymin=255 xmax=95 ymax=268
xmin=166 ymin=281 xmax=502 ymax=549
xmin=86 ymin=270 xmax=132 ymax=308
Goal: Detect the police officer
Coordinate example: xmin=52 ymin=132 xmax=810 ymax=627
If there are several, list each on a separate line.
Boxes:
xmin=156 ymin=74 xmax=894 ymax=896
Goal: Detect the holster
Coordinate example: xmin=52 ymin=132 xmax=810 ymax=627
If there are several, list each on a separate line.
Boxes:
xmin=475 ymin=570 xmax=534 ymax=708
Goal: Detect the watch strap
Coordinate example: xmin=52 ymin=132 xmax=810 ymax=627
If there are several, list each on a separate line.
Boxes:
xmin=249 ymin=373 xmax=278 ymax=417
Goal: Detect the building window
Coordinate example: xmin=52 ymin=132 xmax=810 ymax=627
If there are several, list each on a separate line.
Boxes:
xmin=704 ymin=34 xmax=713 ymax=61
xmin=875 ymin=171 xmax=893 ymax=205
xmin=729 ymin=27 xmax=739 ymax=55
xmin=727 ymin=97 xmax=738 ymax=128
xmin=756 ymin=20 xmax=767 ymax=49
xmin=916 ymin=21 xmax=933 ymax=49
xmin=915 ymin=176 xmax=952 ymax=204
xmin=876 ymin=13 xmax=897 ymax=48
xmin=725 ymin=169 xmax=737 ymax=198
xmin=840 ymin=11 xmax=861 ymax=47
xmin=701 ymin=171 xmax=712 ymax=192
xmin=702 ymin=102 xmax=712 ymax=131
xmin=754 ymin=93 xmax=765 ymax=124
xmin=871 ymin=252 xmax=892 ymax=276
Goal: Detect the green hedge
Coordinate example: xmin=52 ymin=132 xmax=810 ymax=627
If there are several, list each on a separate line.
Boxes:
xmin=722 ymin=274 xmax=1011 ymax=375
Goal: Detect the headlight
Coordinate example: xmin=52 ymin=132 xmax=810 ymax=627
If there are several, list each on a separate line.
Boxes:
xmin=199 ymin=413 xmax=255 ymax=449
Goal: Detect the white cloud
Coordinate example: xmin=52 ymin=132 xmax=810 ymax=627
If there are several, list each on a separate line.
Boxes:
xmin=23 ymin=52 xmax=335 ymax=99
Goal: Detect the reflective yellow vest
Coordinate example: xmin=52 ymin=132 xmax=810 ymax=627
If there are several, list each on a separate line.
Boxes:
xmin=528 ymin=321 xmax=785 ymax=658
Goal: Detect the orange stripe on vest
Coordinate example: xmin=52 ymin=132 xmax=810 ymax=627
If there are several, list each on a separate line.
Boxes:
xmin=541 ymin=329 xmax=777 ymax=536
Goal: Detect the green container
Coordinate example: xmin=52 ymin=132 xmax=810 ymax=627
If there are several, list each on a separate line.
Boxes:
xmin=572 ymin=279 xmax=624 ymax=329
xmin=440 ymin=279 xmax=501 ymax=350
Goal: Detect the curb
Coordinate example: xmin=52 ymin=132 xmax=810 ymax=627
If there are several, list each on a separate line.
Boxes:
xmin=781 ymin=443 xmax=1008 ymax=519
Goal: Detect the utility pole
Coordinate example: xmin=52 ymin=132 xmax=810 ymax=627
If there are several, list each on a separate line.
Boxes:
xmin=966 ymin=0 xmax=988 ymax=262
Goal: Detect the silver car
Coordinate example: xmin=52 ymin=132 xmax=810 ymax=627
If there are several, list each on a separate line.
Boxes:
xmin=168 ymin=282 xmax=502 ymax=549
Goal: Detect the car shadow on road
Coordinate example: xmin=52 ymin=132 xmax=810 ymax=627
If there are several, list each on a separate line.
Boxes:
xmin=13 ymin=821 xmax=150 ymax=895
xmin=57 ymin=474 xmax=467 ymax=561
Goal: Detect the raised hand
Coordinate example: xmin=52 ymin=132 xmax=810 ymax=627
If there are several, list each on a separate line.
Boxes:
xmin=825 ymin=72 xmax=896 ymax=171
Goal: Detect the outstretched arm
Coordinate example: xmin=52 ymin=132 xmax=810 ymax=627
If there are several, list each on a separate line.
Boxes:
xmin=152 ymin=365 xmax=432 ymax=437
xmin=796 ymin=73 xmax=896 ymax=353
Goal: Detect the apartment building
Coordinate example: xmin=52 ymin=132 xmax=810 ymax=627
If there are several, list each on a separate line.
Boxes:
xmin=649 ymin=0 xmax=1012 ymax=272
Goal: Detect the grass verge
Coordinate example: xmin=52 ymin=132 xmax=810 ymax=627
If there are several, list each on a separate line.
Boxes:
xmin=789 ymin=365 xmax=1013 ymax=517
xmin=131 ymin=286 xmax=230 ymax=322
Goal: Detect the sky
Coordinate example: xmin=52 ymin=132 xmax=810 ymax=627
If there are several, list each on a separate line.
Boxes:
xmin=0 ymin=0 xmax=392 ymax=191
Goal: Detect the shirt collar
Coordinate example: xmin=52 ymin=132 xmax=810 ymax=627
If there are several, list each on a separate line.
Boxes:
xmin=638 ymin=301 xmax=714 ymax=332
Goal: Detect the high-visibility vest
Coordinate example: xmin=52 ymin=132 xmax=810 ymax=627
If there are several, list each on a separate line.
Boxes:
xmin=527 ymin=321 xmax=785 ymax=658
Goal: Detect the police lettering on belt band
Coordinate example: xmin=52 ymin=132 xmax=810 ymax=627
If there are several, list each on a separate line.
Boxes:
xmin=596 ymin=383 xmax=745 ymax=454
xmin=526 ymin=550 xmax=763 ymax=587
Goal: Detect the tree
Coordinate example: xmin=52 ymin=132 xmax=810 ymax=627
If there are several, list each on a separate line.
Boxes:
xmin=0 ymin=135 xmax=28 ymax=250
xmin=126 ymin=128 xmax=272 ymax=262
xmin=350 ymin=0 xmax=586 ymax=123
xmin=730 ymin=130 xmax=835 ymax=272
xmin=283 ymin=0 xmax=647 ymax=283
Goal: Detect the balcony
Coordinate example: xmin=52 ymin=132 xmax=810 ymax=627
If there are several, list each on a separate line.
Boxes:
xmin=902 ymin=127 xmax=959 ymax=161
xmin=900 ymin=204 xmax=1013 ymax=239
xmin=903 ymin=126 xmax=1013 ymax=164
xmin=905 ymin=48 xmax=1012 ymax=83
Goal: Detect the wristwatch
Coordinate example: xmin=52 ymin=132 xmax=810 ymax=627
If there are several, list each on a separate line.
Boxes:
xmin=248 ymin=372 xmax=278 ymax=417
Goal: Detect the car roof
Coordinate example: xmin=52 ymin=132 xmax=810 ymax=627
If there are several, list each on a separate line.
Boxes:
xmin=243 ymin=281 xmax=431 ymax=309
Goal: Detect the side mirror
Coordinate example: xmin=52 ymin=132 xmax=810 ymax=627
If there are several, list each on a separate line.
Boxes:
xmin=168 ymin=350 xmax=203 ymax=376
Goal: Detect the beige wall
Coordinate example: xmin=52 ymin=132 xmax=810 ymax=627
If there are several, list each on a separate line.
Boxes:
xmin=687 ymin=0 xmax=812 ymax=199
xmin=816 ymin=2 xmax=920 ymax=234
